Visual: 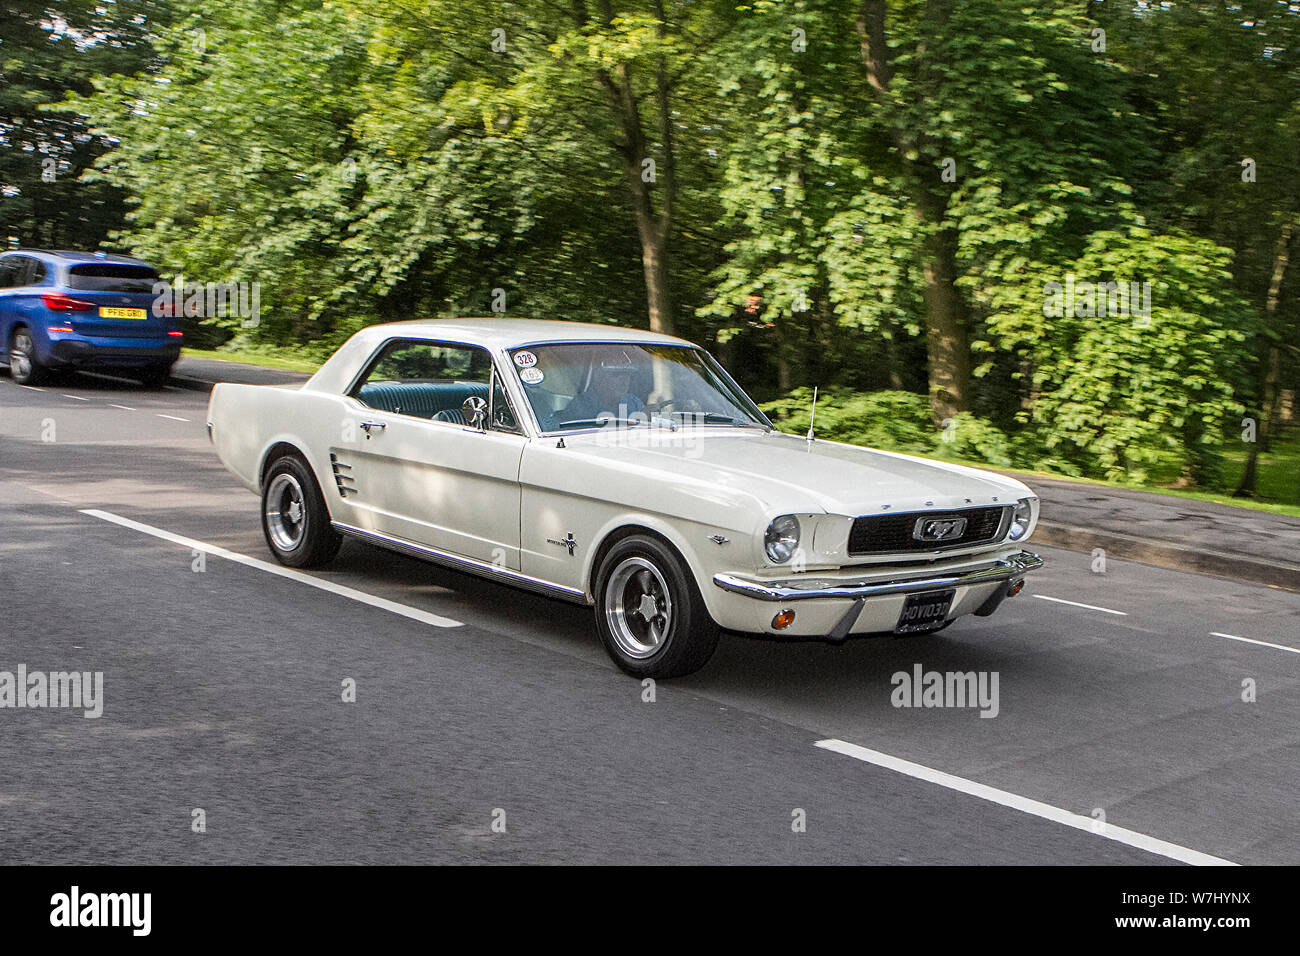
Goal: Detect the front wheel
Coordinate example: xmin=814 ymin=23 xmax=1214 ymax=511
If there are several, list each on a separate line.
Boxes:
xmin=9 ymin=328 xmax=48 ymax=385
xmin=260 ymin=455 xmax=342 ymax=568
xmin=594 ymin=534 xmax=719 ymax=678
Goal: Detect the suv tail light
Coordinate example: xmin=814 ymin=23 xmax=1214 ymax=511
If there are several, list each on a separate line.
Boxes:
xmin=41 ymin=293 xmax=96 ymax=312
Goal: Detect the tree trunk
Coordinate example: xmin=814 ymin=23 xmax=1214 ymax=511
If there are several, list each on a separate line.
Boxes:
xmin=857 ymin=0 xmax=969 ymax=424
xmin=1235 ymin=217 xmax=1293 ymax=497
xmin=918 ymin=194 xmax=970 ymax=422
xmin=587 ymin=0 xmax=678 ymax=336
xmin=619 ymin=153 xmax=674 ymax=336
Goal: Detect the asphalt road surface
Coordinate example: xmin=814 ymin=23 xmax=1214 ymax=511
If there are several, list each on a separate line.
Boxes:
xmin=2 ymin=370 xmax=1296 ymax=865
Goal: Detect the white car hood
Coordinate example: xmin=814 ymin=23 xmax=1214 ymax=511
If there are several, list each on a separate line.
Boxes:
xmin=556 ymin=429 xmax=1031 ymax=516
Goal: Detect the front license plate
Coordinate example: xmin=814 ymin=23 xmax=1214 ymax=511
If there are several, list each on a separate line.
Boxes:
xmin=895 ymin=589 xmax=956 ymax=634
xmin=99 ymin=307 xmax=146 ymax=319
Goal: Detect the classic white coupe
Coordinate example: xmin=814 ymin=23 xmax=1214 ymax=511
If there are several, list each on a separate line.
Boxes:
xmin=207 ymin=318 xmax=1042 ymax=677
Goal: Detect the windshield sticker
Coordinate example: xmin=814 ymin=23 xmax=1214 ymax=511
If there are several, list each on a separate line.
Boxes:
xmin=513 ymin=351 xmax=538 ymax=368
xmin=519 ymin=367 xmax=544 ymax=385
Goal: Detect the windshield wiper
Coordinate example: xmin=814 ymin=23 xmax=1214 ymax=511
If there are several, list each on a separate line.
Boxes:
xmin=676 ymin=412 xmax=768 ymax=429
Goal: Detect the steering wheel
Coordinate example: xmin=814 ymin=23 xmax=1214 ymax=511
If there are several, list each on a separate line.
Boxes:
xmin=646 ymin=398 xmax=701 ymax=415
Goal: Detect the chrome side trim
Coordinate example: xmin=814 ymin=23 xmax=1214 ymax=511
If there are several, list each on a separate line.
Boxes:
xmin=332 ymin=522 xmax=590 ymax=605
xmin=714 ymin=551 xmax=1043 ymax=602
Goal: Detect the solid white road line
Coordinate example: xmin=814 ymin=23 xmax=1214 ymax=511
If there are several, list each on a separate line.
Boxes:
xmin=156 ymin=414 xmax=190 ymax=422
xmin=62 ymin=394 xmax=90 ymax=401
xmin=815 ymin=738 xmax=1237 ymax=867
xmin=109 ymin=404 xmax=137 ymax=411
xmin=81 ymin=509 xmax=463 ymax=629
xmin=1211 ymin=632 xmax=1300 ymax=656
xmin=16 ymin=384 xmax=41 ymax=391
xmin=1032 ymin=593 xmax=1127 ymax=616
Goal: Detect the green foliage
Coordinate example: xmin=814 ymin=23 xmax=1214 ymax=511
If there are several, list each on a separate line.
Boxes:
xmin=985 ymin=228 xmax=1256 ymax=483
xmin=24 ymin=0 xmax=1299 ymax=496
xmin=0 ymin=0 xmax=167 ymax=248
xmin=932 ymin=412 xmax=1014 ymax=469
xmin=762 ymin=388 xmax=937 ymax=454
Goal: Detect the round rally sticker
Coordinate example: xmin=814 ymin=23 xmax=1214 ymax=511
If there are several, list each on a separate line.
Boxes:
xmin=519 ymin=367 xmax=544 ymax=385
xmin=513 ymin=351 xmax=537 ymax=368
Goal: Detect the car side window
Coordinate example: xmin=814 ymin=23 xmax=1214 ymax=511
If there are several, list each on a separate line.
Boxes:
xmin=352 ymin=339 xmax=518 ymax=432
xmin=27 ymin=260 xmax=46 ymax=285
xmin=7 ymin=256 xmax=34 ymax=287
xmin=492 ymin=378 xmax=519 ymax=432
xmin=0 ymin=258 xmax=16 ymax=289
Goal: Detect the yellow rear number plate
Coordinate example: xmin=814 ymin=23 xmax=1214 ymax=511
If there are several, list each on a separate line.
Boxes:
xmin=99 ymin=307 xmax=146 ymax=319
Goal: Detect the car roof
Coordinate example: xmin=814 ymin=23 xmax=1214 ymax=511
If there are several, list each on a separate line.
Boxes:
xmin=358 ymin=317 xmax=691 ymax=350
xmin=304 ymin=318 xmax=703 ymax=399
xmin=1 ymin=249 xmax=152 ymax=266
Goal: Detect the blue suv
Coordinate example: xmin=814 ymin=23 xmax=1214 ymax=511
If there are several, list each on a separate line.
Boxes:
xmin=0 ymin=249 xmax=182 ymax=387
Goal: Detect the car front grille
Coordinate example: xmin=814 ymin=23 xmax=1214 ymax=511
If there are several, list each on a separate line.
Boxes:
xmin=847 ymin=506 xmax=1009 ymax=555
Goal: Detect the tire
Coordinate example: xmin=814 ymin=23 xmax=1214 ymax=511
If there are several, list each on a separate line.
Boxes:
xmin=9 ymin=327 xmax=48 ymax=385
xmin=260 ymin=454 xmax=342 ymax=568
xmin=136 ymin=363 xmax=173 ymax=388
xmin=594 ymin=534 xmax=720 ymax=678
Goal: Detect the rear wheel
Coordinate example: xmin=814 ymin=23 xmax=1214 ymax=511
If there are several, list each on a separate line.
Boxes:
xmin=260 ymin=455 xmax=341 ymax=568
xmin=9 ymin=327 xmax=48 ymax=385
xmin=594 ymin=534 xmax=719 ymax=678
xmin=136 ymin=363 xmax=173 ymax=388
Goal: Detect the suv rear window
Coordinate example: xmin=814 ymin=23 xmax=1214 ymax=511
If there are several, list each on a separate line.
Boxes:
xmin=67 ymin=264 xmax=159 ymax=292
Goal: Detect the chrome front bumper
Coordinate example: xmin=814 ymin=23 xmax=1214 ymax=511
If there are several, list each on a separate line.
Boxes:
xmin=713 ymin=550 xmax=1044 ymax=602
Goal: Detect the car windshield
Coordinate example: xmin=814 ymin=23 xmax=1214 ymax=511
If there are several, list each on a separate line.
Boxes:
xmin=507 ymin=342 xmax=770 ymax=434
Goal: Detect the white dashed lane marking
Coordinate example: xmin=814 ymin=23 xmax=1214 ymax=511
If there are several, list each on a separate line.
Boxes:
xmin=81 ymin=509 xmax=464 ymax=629
xmin=156 ymin=414 xmax=190 ymax=422
xmin=1032 ymin=594 xmax=1127 ymax=616
xmin=816 ymin=738 xmax=1237 ymax=867
xmin=1211 ymin=632 xmax=1300 ymax=656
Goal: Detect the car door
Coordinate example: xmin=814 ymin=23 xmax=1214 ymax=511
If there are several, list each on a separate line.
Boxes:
xmin=0 ymin=256 xmax=40 ymax=353
xmin=337 ymin=338 xmax=526 ymax=568
xmin=0 ymin=257 xmax=20 ymax=353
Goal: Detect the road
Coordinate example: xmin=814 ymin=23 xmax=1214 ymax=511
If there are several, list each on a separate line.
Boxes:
xmin=1 ymin=370 xmax=1296 ymax=864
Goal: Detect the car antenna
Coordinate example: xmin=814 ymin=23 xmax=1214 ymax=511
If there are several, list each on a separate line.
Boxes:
xmin=805 ymin=386 xmax=818 ymax=446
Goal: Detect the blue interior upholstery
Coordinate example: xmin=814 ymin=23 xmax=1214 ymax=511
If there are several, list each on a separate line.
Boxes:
xmin=356 ymin=381 xmax=489 ymax=420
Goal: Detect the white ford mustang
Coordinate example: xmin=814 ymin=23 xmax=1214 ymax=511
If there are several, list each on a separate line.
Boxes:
xmin=207 ymin=318 xmax=1042 ymax=677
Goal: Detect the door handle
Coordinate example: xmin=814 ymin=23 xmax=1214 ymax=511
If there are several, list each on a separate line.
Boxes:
xmin=359 ymin=421 xmax=387 ymax=436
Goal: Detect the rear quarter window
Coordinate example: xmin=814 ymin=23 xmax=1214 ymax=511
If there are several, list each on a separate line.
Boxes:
xmin=66 ymin=264 xmax=159 ymax=293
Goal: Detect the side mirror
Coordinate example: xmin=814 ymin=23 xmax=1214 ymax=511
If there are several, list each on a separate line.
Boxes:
xmin=462 ymin=395 xmax=489 ymax=430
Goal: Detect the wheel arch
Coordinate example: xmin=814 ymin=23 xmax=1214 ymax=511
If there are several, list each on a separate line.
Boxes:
xmin=258 ymin=441 xmax=336 ymax=520
xmin=586 ymin=519 xmax=716 ymax=616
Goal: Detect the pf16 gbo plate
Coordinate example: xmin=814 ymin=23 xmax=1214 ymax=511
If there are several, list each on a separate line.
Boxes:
xmin=895 ymin=589 xmax=955 ymax=634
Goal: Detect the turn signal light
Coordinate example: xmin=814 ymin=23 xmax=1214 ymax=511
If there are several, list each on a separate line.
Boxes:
xmin=1008 ymin=579 xmax=1025 ymax=597
xmin=771 ymin=608 xmax=796 ymax=630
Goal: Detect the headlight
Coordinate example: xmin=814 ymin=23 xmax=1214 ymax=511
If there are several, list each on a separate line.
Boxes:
xmin=764 ymin=515 xmax=801 ymax=563
xmin=1007 ymin=498 xmax=1034 ymax=541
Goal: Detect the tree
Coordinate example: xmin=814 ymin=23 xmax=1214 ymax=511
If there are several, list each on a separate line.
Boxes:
xmin=0 ymin=0 xmax=166 ymax=249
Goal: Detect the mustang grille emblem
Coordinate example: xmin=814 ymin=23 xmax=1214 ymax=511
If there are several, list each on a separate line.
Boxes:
xmin=913 ymin=516 xmax=968 ymax=542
